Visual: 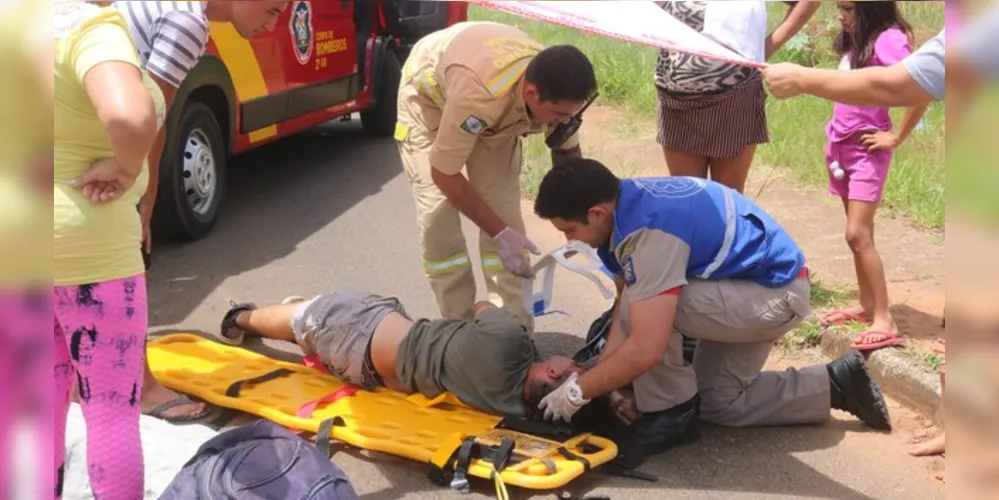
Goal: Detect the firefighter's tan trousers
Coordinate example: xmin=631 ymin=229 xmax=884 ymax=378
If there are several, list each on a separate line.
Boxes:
xmin=397 ymin=129 xmax=533 ymax=330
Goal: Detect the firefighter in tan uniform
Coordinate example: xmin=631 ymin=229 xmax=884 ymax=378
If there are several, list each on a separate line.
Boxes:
xmin=395 ymin=21 xmax=598 ymax=329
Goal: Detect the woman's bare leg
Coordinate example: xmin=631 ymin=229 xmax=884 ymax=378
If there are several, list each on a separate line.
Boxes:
xmin=662 ymin=146 xmax=709 ymax=178
xmin=708 ymin=145 xmax=758 ymax=194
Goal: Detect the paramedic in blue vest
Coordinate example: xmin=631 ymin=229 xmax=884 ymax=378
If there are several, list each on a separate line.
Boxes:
xmin=532 ymin=157 xmax=892 ymax=454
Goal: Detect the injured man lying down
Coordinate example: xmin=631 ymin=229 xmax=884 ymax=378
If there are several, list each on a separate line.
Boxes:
xmin=217 ymin=291 xmax=581 ymax=418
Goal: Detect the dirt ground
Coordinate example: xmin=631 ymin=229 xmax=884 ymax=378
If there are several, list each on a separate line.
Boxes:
xmin=570 ymin=105 xmax=946 ymax=368
xmin=766 ymin=349 xmax=948 ymax=482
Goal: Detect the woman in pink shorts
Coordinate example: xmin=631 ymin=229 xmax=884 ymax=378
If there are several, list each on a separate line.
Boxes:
xmin=821 ymin=1 xmax=929 ymax=350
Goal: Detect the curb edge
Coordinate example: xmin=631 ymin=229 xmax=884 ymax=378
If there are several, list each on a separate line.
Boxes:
xmin=820 ymin=330 xmax=944 ymax=428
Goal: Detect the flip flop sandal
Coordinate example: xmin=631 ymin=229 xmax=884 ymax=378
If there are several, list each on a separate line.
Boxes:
xmin=933 ymin=338 xmax=946 ymax=355
xmin=821 ymin=309 xmax=873 ymax=327
xmin=146 ymin=394 xmax=215 ymax=424
xmin=851 ymin=331 xmax=906 ymax=351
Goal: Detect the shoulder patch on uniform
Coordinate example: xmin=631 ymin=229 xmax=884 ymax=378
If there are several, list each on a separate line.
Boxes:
xmin=623 ymin=257 xmax=636 ymax=286
xmin=619 ymin=237 xmax=638 ymax=261
xmin=460 ymin=115 xmax=488 ymax=135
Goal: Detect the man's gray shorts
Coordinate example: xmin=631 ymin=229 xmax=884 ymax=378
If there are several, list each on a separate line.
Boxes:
xmin=291 ymin=291 xmax=410 ymax=390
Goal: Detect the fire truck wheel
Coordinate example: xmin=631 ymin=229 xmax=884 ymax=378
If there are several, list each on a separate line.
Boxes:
xmin=155 ymin=101 xmax=227 ymax=242
xmin=360 ymin=50 xmax=401 ymax=137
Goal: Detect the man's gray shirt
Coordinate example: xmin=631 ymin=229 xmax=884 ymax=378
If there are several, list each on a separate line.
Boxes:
xmin=956 ymin=3 xmax=999 ymax=78
xmin=902 ymin=30 xmax=945 ymax=101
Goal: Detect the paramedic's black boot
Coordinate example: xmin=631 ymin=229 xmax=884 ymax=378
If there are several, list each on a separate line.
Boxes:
xmin=219 ymin=301 xmax=257 ymax=346
xmin=827 ymin=350 xmax=892 ymax=430
xmin=630 ymin=394 xmax=701 ymax=456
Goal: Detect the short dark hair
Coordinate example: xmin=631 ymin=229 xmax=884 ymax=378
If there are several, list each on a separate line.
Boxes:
xmin=524 ymin=366 xmax=569 ymax=418
xmin=525 ymin=45 xmax=597 ymax=103
xmin=534 ymin=157 xmax=620 ymax=223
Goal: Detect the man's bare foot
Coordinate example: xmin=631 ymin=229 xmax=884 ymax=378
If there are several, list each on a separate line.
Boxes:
xmin=909 ymin=432 xmax=946 ymax=457
xmin=142 ymin=382 xmax=209 ymax=422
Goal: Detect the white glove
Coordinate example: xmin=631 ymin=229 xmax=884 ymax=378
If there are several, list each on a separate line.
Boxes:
xmin=492 ymin=227 xmax=540 ymax=278
xmin=538 ymin=372 xmax=591 ymax=422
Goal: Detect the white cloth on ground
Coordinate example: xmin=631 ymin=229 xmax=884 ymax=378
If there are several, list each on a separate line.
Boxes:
xmin=62 ymin=403 xmax=218 ymax=500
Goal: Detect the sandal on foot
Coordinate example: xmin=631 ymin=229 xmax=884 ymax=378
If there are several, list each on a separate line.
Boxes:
xmin=932 ymin=338 xmax=946 ymax=355
xmin=146 ymin=394 xmax=214 ymax=424
xmin=821 ymin=309 xmax=872 ymax=327
xmin=219 ymin=300 xmax=257 ymax=346
xmin=851 ymin=330 xmax=905 ymax=351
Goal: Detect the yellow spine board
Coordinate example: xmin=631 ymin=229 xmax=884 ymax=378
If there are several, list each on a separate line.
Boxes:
xmin=147 ymin=334 xmax=618 ymax=491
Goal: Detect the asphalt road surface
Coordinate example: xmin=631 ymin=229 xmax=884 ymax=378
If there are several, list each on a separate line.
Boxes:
xmin=146 ymin=119 xmax=945 ymax=500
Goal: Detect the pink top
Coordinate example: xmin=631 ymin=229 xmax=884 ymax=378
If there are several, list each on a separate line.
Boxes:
xmin=826 ymin=28 xmax=913 ymax=142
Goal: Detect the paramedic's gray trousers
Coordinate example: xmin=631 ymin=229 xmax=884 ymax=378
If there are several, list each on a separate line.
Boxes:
xmin=630 ymin=277 xmax=830 ymax=427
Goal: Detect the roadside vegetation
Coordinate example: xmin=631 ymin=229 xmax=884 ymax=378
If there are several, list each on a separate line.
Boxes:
xmin=470 ymin=2 xmax=945 ymax=229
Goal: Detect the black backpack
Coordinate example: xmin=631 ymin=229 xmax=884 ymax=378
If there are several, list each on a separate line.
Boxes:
xmin=573 ymin=306 xmax=698 ymax=366
xmin=158 ymin=420 xmax=359 ymax=500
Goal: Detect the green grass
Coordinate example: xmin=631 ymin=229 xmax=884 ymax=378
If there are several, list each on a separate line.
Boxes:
xmin=777 ymin=273 xmax=944 ymax=372
xmin=899 ymin=346 xmax=944 ymax=373
xmin=519 ymin=132 xmax=553 ymax=198
xmin=469 ymin=6 xmax=660 ymax=117
xmin=518 ymin=128 xmax=644 ymax=198
xmin=776 ymin=277 xmax=857 ymax=351
xmin=470 ymin=2 xmax=945 ymax=228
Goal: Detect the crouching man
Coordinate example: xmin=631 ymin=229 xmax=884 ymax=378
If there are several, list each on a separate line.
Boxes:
xmin=532 ymin=157 xmax=893 ymax=456
xmin=217 ymin=292 xmax=584 ymax=418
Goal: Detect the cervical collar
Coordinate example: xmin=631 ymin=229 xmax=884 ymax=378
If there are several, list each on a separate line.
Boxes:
xmin=522 ymin=240 xmax=616 ymax=318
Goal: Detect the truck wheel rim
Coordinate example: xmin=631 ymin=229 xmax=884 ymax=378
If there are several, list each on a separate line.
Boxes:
xmin=182 ymin=128 xmax=216 ymax=216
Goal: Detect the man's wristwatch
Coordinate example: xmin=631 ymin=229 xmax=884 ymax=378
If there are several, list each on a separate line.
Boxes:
xmin=566 ymin=379 xmax=588 ymax=407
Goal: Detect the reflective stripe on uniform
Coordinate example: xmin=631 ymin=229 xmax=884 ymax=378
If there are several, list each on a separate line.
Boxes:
xmin=424 ymin=253 xmax=471 ymax=275
xmin=699 ymin=187 xmax=737 ymax=279
xmin=418 ymin=69 xmax=445 ymax=107
xmin=401 ymin=56 xmax=415 ymax=81
xmin=481 ymin=254 xmax=504 ymax=272
xmin=394 ymin=122 xmax=409 ymax=142
xmin=486 ymin=57 xmax=531 ymax=97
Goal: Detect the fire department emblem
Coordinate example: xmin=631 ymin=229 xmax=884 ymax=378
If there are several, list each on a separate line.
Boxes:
xmin=290 ymin=1 xmax=314 ymax=65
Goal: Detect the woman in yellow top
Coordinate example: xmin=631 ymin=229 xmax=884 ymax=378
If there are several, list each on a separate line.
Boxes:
xmin=53 ymin=2 xmax=165 ymax=498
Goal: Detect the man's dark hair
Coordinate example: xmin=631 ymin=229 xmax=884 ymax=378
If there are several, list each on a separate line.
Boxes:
xmin=534 ymin=157 xmax=620 ymax=224
xmin=525 ymin=45 xmax=598 ymax=103
xmin=524 ymin=366 xmax=570 ymax=418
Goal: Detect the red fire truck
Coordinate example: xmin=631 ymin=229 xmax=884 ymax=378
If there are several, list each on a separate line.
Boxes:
xmin=153 ymin=0 xmax=468 ymax=241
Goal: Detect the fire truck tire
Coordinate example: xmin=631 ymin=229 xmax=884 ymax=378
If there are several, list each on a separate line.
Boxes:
xmin=360 ymin=50 xmax=401 ymax=137
xmin=154 ymin=101 xmax=227 ymax=242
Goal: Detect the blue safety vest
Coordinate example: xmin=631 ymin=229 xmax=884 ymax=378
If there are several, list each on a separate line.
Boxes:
xmin=597 ymin=177 xmax=805 ymax=288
